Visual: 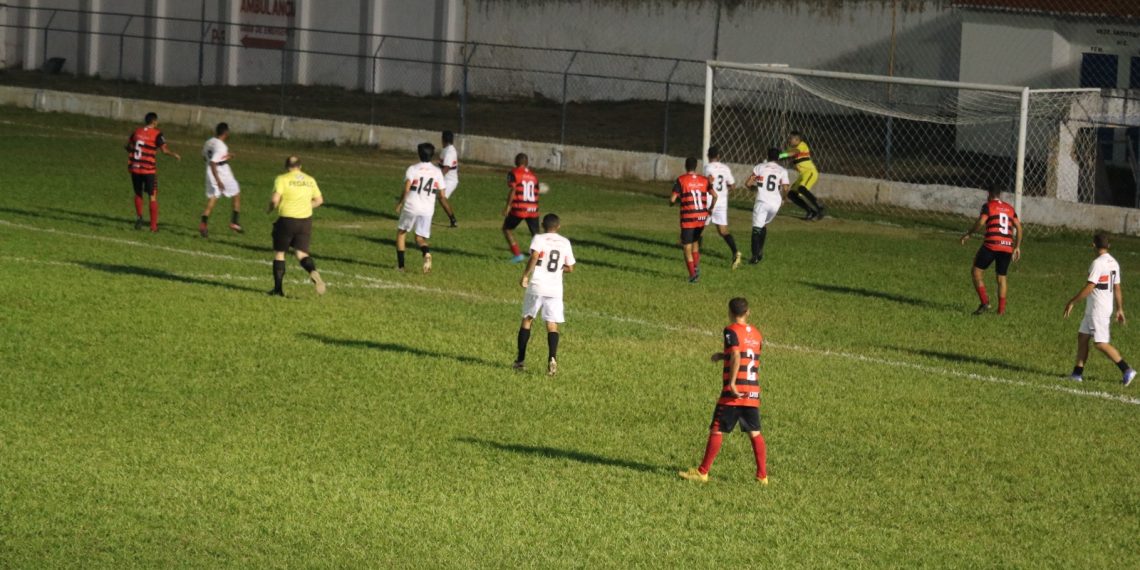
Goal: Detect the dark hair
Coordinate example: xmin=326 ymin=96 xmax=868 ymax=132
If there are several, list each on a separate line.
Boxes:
xmin=442 ymin=130 xmax=454 ymax=144
xmin=284 ymin=155 xmax=302 ymax=169
xmin=515 ymin=153 xmax=529 ymax=167
xmin=729 ymin=297 xmax=749 ymax=318
xmin=767 ymin=147 xmax=781 ymax=161
xmin=707 ymin=146 xmax=720 ymax=160
xmin=685 ymin=157 xmax=698 ymax=171
xmin=542 ymin=213 xmax=561 ymax=232
xmin=144 ymin=112 xmax=158 ymax=125
xmin=215 ymin=122 xmax=229 ymax=136
xmin=789 ymin=130 xmax=803 ymax=139
xmin=987 ymin=183 xmax=1003 ymax=198
xmin=1094 ymin=233 xmax=1111 ymax=250
xmin=417 ymin=142 xmax=436 ymax=163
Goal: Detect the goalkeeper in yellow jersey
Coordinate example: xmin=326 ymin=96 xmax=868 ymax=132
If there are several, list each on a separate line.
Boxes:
xmin=781 ymin=131 xmax=827 ymax=221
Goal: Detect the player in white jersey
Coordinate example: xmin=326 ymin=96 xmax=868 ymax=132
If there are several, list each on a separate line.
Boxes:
xmin=395 ymin=142 xmax=452 ymax=274
xmin=514 ymin=213 xmax=576 ymax=376
xmin=703 ymin=147 xmax=743 ymax=269
xmin=438 ymin=130 xmax=459 ymax=227
xmin=198 ymin=122 xmax=242 ymax=238
xmin=744 ymin=148 xmax=791 ymax=265
xmin=1064 ymin=233 xmax=1136 ymax=385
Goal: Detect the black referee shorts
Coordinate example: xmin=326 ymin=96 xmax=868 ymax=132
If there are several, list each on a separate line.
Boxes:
xmin=974 ymin=246 xmax=1012 ymax=276
xmin=273 ymin=217 xmax=313 ymax=253
xmin=709 ymin=404 xmax=761 ymax=434
xmin=131 ymin=173 xmax=157 ymax=197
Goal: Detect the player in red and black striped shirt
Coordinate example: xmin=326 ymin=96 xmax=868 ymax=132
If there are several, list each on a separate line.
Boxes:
xmin=679 ymin=297 xmax=769 ymax=484
xmin=124 ymin=112 xmax=180 ymax=232
xmin=670 ymin=157 xmax=716 ymax=283
xmin=960 ymin=185 xmax=1023 ymax=315
xmin=503 ymin=153 xmax=541 ymax=263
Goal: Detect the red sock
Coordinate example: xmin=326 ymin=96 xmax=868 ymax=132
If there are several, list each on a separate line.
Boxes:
xmin=976 ymin=285 xmax=989 ymax=305
xmin=149 ymin=201 xmax=159 ymax=231
xmin=133 ymin=196 xmax=144 ymax=217
xmin=686 ymin=260 xmax=696 ymax=278
xmin=510 ymin=242 xmax=521 ymax=257
xmin=693 ymin=251 xmax=701 ymax=269
xmin=998 ymin=297 xmax=1007 ymax=315
xmin=698 ymin=431 xmax=723 ymax=475
xmin=751 ymin=433 xmax=768 ymax=479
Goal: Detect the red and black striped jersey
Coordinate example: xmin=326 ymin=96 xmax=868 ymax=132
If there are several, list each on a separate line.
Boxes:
xmin=980 ymin=199 xmax=1018 ymax=253
xmin=507 ymin=166 xmax=540 ymax=219
xmin=127 ymin=126 xmax=166 ymax=175
xmin=672 ymin=173 xmax=711 ymax=229
xmin=719 ymin=322 xmax=763 ymax=408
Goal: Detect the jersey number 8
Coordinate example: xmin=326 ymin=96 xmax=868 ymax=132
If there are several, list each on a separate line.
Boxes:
xmin=546 ymin=250 xmax=561 ymax=272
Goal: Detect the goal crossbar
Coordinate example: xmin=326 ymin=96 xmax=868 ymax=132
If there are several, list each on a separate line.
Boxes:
xmin=708 ymin=61 xmax=1029 ymax=94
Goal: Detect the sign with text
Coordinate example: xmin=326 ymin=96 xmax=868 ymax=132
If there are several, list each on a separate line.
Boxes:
xmin=239 ymin=0 xmax=295 ymax=49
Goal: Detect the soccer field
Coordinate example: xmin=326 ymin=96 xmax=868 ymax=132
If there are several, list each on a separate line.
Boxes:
xmin=2 ymin=105 xmax=1139 ymax=567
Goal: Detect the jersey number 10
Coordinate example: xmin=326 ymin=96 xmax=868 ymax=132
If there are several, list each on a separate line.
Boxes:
xmin=520 ymin=180 xmax=537 ymax=202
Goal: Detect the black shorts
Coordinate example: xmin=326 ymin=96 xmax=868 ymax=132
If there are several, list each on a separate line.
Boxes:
xmin=974 ymin=246 xmax=1012 ymax=276
xmin=709 ymin=404 xmax=761 ymax=434
xmin=130 ymin=173 xmax=157 ymax=197
xmin=680 ymin=226 xmax=705 ymax=245
xmin=273 ymin=217 xmax=313 ymax=253
xmin=503 ymin=215 xmax=539 ymax=235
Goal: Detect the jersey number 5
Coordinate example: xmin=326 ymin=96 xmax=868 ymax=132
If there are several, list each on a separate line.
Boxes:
xmin=133 ymin=140 xmax=145 ymax=161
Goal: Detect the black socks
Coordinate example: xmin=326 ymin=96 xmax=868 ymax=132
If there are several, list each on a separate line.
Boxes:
xmin=272 ymin=260 xmax=285 ymax=292
xmin=751 ymin=227 xmax=768 ymax=261
xmin=299 ymin=256 xmax=316 ymax=273
xmin=548 ymin=332 xmax=560 ymax=361
xmin=397 ymin=250 xmax=406 ymax=269
xmin=517 ymin=328 xmax=531 ymax=363
xmin=723 ymin=234 xmax=738 ymax=256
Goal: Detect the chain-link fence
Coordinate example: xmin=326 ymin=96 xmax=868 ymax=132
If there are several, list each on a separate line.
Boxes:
xmin=0 ymin=3 xmax=708 ymax=157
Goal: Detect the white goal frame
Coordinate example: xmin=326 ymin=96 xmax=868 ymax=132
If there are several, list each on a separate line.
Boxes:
xmin=703 ymin=61 xmax=1037 ymax=215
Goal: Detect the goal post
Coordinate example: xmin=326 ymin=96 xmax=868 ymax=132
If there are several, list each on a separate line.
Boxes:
xmin=703 ymin=60 xmax=1097 ymax=232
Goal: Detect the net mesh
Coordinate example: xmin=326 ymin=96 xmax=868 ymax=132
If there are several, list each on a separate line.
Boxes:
xmin=708 ymin=65 xmax=1099 ymax=233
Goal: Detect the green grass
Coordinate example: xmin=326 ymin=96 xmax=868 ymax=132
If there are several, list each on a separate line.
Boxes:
xmin=2 ymin=105 xmax=1139 ymax=567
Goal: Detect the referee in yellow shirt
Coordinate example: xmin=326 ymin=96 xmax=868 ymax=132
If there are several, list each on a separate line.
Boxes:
xmin=267 ymin=155 xmax=326 ymax=296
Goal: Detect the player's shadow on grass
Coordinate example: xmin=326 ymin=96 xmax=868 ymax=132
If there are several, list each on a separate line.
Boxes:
xmin=353 ymin=235 xmax=499 ymax=261
xmin=0 ymin=206 xmax=115 ymax=230
xmin=78 ymin=262 xmax=263 ymax=293
xmin=457 ymin=437 xmax=668 ymax=474
xmin=208 ymin=238 xmax=389 ymax=269
xmin=883 ymin=345 xmax=1056 ymax=378
xmin=599 ymin=231 xmax=678 ymax=252
xmin=299 ymin=333 xmax=500 ymax=368
xmin=322 ymin=202 xmax=397 ymax=220
xmin=800 ymin=281 xmax=959 ymax=311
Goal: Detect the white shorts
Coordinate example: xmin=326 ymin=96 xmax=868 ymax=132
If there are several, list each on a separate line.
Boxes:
xmin=443 ymin=177 xmax=459 ymax=199
xmin=205 ymin=165 xmax=240 ymax=198
xmin=706 ymin=208 xmax=729 ymax=227
xmin=397 ymin=210 xmax=433 ymax=239
xmin=1080 ymin=312 xmax=1112 ymax=344
xmin=522 ymin=291 xmax=565 ymax=323
xmin=752 ymin=201 xmax=781 ymax=228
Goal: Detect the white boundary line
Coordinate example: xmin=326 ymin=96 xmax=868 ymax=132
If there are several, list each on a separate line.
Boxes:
xmin=5 ymin=217 xmax=1137 ymax=406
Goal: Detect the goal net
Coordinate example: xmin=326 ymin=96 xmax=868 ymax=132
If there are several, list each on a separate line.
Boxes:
xmin=704 ymin=62 xmax=1098 ymax=233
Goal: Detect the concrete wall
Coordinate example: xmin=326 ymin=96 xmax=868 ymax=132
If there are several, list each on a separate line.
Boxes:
xmin=3 ymin=84 xmax=1137 ymax=234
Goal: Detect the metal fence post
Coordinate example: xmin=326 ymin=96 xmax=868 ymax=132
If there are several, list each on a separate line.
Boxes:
xmin=460 ymin=42 xmax=477 ymax=135
xmin=370 ymin=37 xmax=386 ymax=125
xmin=41 ymin=10 xmax=58 ymax=70
xmin=663 ymin=59 xmax=681 ymax=155
xmin=117 ymin=16 xmax=133 ymax=80
xmin=197 ymin=1 xmax=206 ymax=104
xmin=560 ymin=51 xmax=579 ymax=147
